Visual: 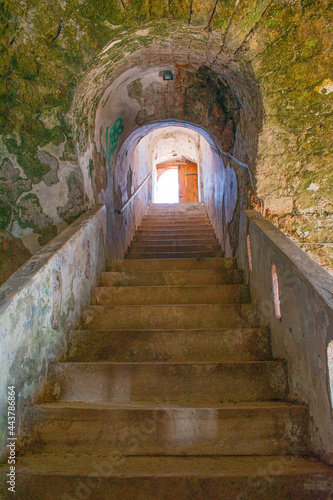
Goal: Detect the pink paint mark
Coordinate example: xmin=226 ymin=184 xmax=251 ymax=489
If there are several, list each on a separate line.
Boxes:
xmin=247 ymin=234 xmax=252 ymax=272
xmin=272 ymin=264 xmax=281 ymax=319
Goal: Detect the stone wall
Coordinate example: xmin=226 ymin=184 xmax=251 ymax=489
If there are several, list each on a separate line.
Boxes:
xmin=0 ymin=205 xmax=106 ymax=459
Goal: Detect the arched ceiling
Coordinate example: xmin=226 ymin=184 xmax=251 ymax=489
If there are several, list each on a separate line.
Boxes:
xmin=1 ymin=0 xmax=333 ymax=281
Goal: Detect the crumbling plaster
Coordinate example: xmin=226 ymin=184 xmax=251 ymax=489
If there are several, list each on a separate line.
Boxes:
xmin=0 ymin=205 xmax=106 ymax=459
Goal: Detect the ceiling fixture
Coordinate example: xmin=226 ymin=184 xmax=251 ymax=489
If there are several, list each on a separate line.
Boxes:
xmin=162 ymin=70 xmax=174 ymax=81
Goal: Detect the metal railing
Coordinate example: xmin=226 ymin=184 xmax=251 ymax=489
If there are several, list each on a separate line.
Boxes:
xmin=210 ymin=145 xmax=267 ymax=217
xmin=115 ymin=173 xmax=152 ymax=214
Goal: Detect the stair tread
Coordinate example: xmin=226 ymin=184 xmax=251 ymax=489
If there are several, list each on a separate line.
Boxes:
xmin=126 ymin=253 xmax=223 ymax=258
xmin=95 ymin=284 xmax=248 ymax=289
xmin=53 ymin=360 xmax=282 ymax=366
xmin=29 ymin=401 xmax=304 ymax=410
xmin=84 ymin=303 xmax=253 ymax=307
xmin=107 ymin=257 xmax=236 ymax=271
xmin=70 ymin=327 xmax=266 ymax=333
xmin=111 ymin=257 xmax=231 ymax=264
xmin=93 ymin=284 xmax=250 ymax=304
xmin=11 ymin=454 xmax=332 ymax=477
xmin=103 ymin=269 xmax=239 ymax=274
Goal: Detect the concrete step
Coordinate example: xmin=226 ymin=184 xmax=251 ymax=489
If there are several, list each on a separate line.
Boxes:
xmin=132 ymin=236 xmax=218 ymax=244
xmin=126 ymin=251 xmax=223 ymax=259
xmin=92 ymin=284 xmax=250 ymax=305
xmin=6 ymin=454 xmax=333 ymax=500
xmin=142 ymin=213 xmax=210 ymax=218
xmin=81 ymin=303 xmax=259 ymax=330
xmin=143 ymin=216 xmax=210 ymax=222
xmin=101 ymin=269 xmax=243 ymax=287
xmin=133 ymin=235 xmax=218 ymax=243
xmin=127 ymin=244 xmax=220 ymax=254
xmin=19 ymin=402 xmax=309 ymax=456
xmin=138 ymin=223 xmax=213 ymax=230
xmin=64 ymin=328 xmax=272 ymax=363
xmin=44 ymin=360 xmax=287 ymax=404
xmin=140 ymin=218 xmax=211 ymax=224
xmin=107 ymin=257 xmax=236 ymax=272
xmin=147 ymin=205 xmax=207 ymax=210
xmin=147 ymin=202 xmax=206 ymax=210
xmin=135 ymin=229 xmax=217 ymax=236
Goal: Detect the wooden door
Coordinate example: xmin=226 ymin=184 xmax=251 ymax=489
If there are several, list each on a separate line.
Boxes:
xmin=178 ymin=163 xmax=198 ymax=203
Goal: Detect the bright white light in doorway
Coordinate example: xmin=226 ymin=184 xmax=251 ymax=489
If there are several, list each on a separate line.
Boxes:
xmin=156 ymin=169 xmax=179 ymax=203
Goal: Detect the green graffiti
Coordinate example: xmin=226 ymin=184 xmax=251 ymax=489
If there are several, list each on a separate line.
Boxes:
xmin=105 ymin=117 xmax=124 ymax=163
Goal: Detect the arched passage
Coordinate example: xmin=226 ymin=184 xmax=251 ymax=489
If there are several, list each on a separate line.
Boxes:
xmin=70 ymin=31 xmax=263 ymax=261
xmin=101 ymin=121 xmax=241 ymax=259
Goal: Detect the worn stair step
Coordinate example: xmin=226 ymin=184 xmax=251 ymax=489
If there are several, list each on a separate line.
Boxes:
xmin=127 ymin=246 xmax=220 ymax=256
xmin=140 ymin=222 xmax=211 ymax=228
xmin=6 ymin=455 xmax=333 ymax=500
xmin=135 ymin=228 xmax=216 ymax=236
xmin=101 ymin=270 xmax=243 ymax=287
xmin=19 ymin=402 xmax=309 ymax=456
xmin=92 ymin=284 xmax=250 ymax=305
xmin=143 ymin=216 xmax=210 ymax=221
xmin=140 ymin=219 xmax=211 ymax=225
xmin=133 ymin=235 xmax=218 ymax=242
xmin=107 ymin=257 xmax=236 ymax=272
xmin=81 ymin=303 xmax=258 ymax=330
xmin=44 ymin=360 xmax=287 ymax=404
xmin=147 ymin=203 xmax=206 ymax=209
xmin=141 ymin=216 xmax=210 ymax=221
xmin=146 ymin=210 xmax=207 ymax=215
xmin=64 ymin=328 xmax=272 ymax=363
xmin=137 ymin=219 xmax=212 ymax=226
xmin=132 ymin=237 xmax=218 ymax=244
xmin=142 ymin=210 xmax=208 ymax=215
xmin=145 ymin=205 xmax=206 ymax=209
xmin=141 ymin=213 xmax=210 ymax=219
xmin=135 ymin=231 xmax=215 ymax=239
xmin=138 ymin=224 xmax=213 ymax=230
xmin=126 ymin=251 xmax=223 ymax=259
xmin=128 ymin=243 xmax=219 ymax=252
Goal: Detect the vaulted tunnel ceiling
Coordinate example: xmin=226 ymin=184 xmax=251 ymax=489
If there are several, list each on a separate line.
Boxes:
xmin=1 ymin=0 xmax=333 ymax=282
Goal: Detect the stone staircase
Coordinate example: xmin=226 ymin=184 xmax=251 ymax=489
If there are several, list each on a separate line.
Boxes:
xmin=5 ymin=203 xmax=333 ymax=498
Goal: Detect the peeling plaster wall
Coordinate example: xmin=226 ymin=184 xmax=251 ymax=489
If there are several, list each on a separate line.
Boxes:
xmin=0 ymin=205 xmax=106 ymax=459
xmin=237 ymin=210 xmax=333 ymax=465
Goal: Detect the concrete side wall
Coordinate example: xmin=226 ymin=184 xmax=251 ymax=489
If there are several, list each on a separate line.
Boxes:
xmin=201 ymin=138 xmax=238 ymax=257
xmin=237 ymin=210 xmax=333 ymax=465
xmin=0 ymin=205 xmax=106 ymax=459
xmin=101 ymin=137 xmax=151 ymax=262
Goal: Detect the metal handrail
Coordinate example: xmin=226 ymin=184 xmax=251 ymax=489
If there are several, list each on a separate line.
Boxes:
xmin=115 ymin=173 xmax=152 ymax=214
xmin=210 ymin=145 xmax=267 ymax=217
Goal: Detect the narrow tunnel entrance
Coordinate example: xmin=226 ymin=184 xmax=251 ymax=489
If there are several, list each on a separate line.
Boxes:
xmin=112 ymin=122 xmax=242 ymax=259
